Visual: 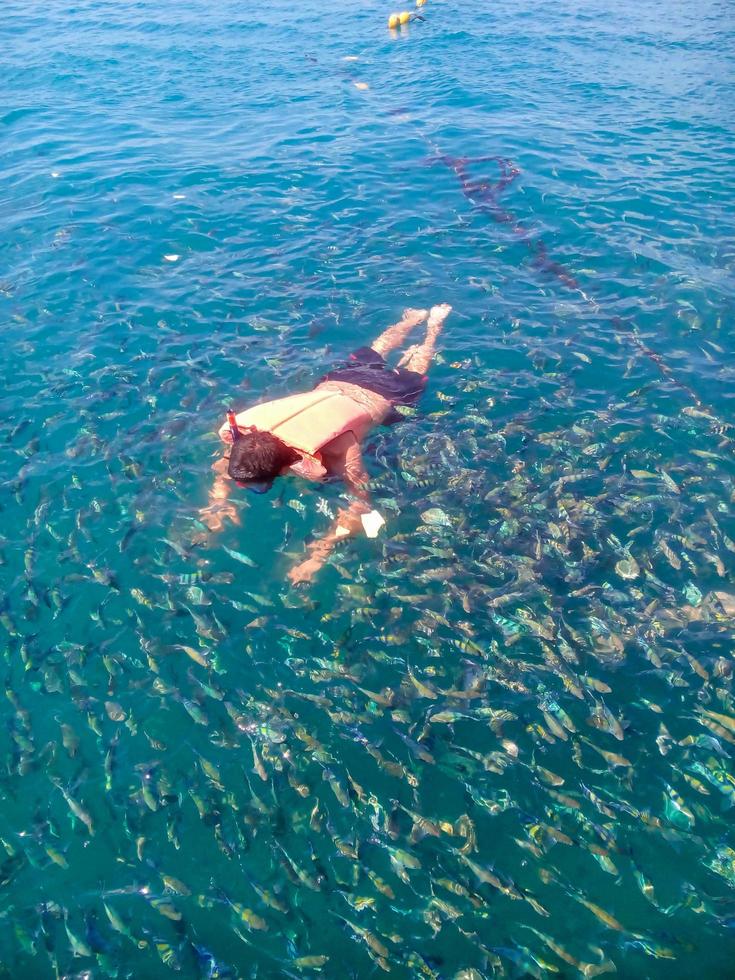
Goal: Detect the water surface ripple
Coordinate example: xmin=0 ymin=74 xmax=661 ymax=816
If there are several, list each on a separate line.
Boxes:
xmin=2 ymin=0 xmax=735 ymax=977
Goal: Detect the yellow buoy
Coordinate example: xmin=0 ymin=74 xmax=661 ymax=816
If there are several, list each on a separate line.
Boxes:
xmin=399 ymin=10 xmax=411 ymax=24
xmin=388 ymin=13 xmax=400 ymax=28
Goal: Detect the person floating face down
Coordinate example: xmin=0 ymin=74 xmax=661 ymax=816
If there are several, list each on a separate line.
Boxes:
xmin=201 ymin=304 xmax=452 ymax=584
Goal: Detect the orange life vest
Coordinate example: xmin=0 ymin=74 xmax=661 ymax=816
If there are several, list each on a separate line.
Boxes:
xmin=219 ymin=389 xmax=372 ymax=479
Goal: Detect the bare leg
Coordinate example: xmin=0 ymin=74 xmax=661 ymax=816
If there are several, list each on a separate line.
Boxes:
xmin=399 ymin=303 xmax=452 ymax=374
xmin=370 ymin=308 xmax=428 ymax=358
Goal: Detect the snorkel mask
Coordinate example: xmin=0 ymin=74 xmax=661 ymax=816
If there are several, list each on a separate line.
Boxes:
xmin=240 ymin=479 xmax=273 ymax=494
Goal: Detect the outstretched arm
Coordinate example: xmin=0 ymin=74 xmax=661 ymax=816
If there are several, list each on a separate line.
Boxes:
xmin=199 ymin=456 xmax=240 ymax=532
xmin=287 ymin=436 xmax=371 ymax=585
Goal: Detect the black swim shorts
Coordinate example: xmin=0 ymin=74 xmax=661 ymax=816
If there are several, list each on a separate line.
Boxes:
xmin=320 ymin=346 xmax=427 ymax=408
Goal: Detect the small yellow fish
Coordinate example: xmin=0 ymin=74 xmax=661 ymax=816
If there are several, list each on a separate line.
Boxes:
xmin=175 ymin=644 xmax=210 ymax=667
xmin=576 ymin=895 xmax=626 ymax=932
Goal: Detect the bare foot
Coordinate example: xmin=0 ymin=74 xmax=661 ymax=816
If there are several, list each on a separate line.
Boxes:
xmin=401 ymin=308 xmax=428 ymax=327
xmin=428 ymin=303 xmax=452 ymax=328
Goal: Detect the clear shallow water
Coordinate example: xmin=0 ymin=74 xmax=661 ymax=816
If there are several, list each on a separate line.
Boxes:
xmin=3 ymin=0 xmax=735 ymax=976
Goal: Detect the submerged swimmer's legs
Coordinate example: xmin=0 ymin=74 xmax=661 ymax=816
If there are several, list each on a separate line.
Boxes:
xmin=370 ymin=308 xmax=427 ymax=358
xmin=397 ymin=303 xmax=452 ymax=374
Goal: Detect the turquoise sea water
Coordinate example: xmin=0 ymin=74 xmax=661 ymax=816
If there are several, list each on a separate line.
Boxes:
xmin=3 ymin=0 xmax=735 ymax=976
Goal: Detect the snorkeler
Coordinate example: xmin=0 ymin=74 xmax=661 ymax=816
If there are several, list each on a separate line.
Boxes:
xmin=201 ymin=303 xmax=452 ymax=584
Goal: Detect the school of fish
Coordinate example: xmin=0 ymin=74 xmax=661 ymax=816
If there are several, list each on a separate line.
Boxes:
xmin=2 ymin=287 xmax=735 ymax=978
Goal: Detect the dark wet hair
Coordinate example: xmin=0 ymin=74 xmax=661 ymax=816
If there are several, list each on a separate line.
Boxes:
xmin=227 ymin=429 xmax=301 ymax=483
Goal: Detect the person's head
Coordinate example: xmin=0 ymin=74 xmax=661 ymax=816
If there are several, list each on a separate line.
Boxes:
xmin=227 ymin=428 xmax=301 ymax=485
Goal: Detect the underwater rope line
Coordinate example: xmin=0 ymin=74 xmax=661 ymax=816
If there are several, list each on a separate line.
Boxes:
xmin=428 ymin=153 xmax=580 ymax=291
xmin=425 ymin=153 xmax=725 ymax=422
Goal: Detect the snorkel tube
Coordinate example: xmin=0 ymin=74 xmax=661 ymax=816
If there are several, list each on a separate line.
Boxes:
xmin=226 ymin=409 xmax=239 ymax=442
